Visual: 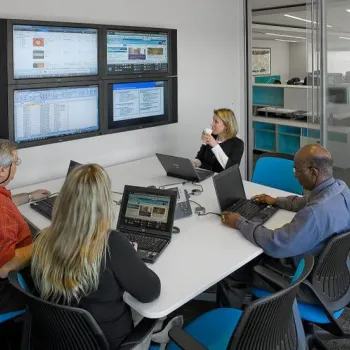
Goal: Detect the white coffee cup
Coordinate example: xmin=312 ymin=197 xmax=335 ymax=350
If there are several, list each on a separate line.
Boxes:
xmin=201 ymin=127 xmax=213 ymax=145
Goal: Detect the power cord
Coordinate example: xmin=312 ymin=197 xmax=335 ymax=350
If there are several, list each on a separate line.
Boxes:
xmin=191 ymin=182 xmax=203 ymax=196
xmin=198 ymin=211 xmax=221 ymax=217
xmin=189 ymin=199 xmax=202 ymax=207
xmin=159 ymin=180 xmax=188 ymax=189
xmin=112 ymin=190 xmax=123 ymax=206
xmin=112 ymin=190 xmax=123 ymax=195
xmin=189 ymin=200 xmax=220 ymax=217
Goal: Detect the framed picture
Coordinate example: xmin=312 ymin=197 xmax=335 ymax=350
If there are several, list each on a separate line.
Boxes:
xmin=252 ymin=48 xmax=271 ymax=76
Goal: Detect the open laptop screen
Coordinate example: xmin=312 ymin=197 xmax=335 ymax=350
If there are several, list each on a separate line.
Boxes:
xmin=117 ymin=186 xmax=176 ymax=234
xmin=66 ymin=160 xmax=81 ymax=176
xmin=213 ymin=164 xmax=247 ymax=212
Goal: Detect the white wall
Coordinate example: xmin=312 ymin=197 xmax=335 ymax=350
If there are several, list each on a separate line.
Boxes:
xmin=1 ymin=0 xmax=246 ymax=188
xmin=252 ymin=39 xmax=290 ymax=83
xmin=289 ymin=42 xmax=307 ymax=80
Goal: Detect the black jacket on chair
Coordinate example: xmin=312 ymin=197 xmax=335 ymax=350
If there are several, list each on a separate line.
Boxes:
xmin=195 ymin=136 xmax=244 ymax=173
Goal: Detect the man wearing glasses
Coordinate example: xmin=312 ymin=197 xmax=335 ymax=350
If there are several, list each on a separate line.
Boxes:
xmin=217 ymin=144 xmax=350 ymax=309
xmin=0 ymin=139 xmax=50 ymax=315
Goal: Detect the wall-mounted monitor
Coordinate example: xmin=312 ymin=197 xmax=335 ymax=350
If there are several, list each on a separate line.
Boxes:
xmin=9 ymin=22 xmax=99 ymax=81
xmin=105 ymin=27 xmax=177 ymax=77
xmin=105 ymin=77 xmax=177 ymax=133
xmin=7 ymin=83 xmax=101 ymax=147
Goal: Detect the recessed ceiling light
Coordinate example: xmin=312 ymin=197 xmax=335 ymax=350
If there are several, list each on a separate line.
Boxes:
xmin=284 ymin=14 xmax=332 ymax=28
xmin=346 ymin=9 xmax=350 ymax=12
xmin=275 ymin=39 xmax=298 ymax=42
xmin=265 ymin=32 xmax=306 ymax=40
xmin=339 ymin=36 xmax=350 ymax=40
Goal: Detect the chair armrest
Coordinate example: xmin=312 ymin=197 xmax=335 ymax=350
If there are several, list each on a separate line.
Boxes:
xmin=169 ymin=326 xmax=207 ymax=350
xmin=254 ymin=265 xmax=290 ymax=290
xmin=264 ymin=259 xmax=295 ymax=278
xmin=119 ymin=318 xmax=158 ymax=350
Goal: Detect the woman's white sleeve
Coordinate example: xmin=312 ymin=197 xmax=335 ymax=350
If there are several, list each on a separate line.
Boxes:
xmin=211 ymin=144 xmax=228 ymax=169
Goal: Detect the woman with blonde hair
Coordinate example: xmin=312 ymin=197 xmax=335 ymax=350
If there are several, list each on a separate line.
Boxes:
xmin=192 ymin=108 xmax=244 ymax=173
xmin=31 ymin=164 xmax=160 ymax=349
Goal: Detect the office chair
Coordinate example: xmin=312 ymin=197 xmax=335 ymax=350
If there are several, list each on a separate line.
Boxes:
xmin=164 ymin=255 xmax=314 ymax=350
xmin=0 ymin=275 xmax=31 ymax=350
xmin=252 ymin=153 xmax=303 ymax=194
xmin=8 ymin=271 xmax=158 ymax=350
xmin=251 ymin=231 xmax=350 ymax=349
xmin=0 ymin=309 xmax=25 ymax=324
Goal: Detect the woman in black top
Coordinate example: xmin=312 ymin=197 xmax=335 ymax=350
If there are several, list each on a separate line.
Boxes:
xmin=192 ymin=108 xmax=244 ymax=173
xmin=31 ymin=164 xmax=160 ymax=349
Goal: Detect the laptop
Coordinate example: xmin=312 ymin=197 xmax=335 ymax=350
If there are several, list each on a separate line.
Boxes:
xmin=30 ymin=160 xmax=81 ymax=220
xmin=213 ymin=164 xmax=278 ymax=224
xmin=116 ymin=185 xmax=177 ymax=263
xmin=23 ymin=216 xmax=40 ymax=237
xmin=156 ymin=153 xmax=214 ymax=182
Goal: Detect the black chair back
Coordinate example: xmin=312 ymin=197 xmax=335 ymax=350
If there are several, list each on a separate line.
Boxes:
xmin=228 ymin=255 xmax=314 ymax=350
xmin=8 ymin=270 xmax=109 ymax=350
xmin=310 ymin=231 xmax=350 ymax=311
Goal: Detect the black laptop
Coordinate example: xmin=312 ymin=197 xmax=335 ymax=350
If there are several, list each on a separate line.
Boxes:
xmin=117 ymin=185 xmax=177 ymax=263
xmin=23 ymin=216 xmax=40 ymax=237
xmin=30 ymin=160 xmax=81 ymax=220
xmin=156 ymin=153 xmax=214 ymax=182
xmin=213 ymin=165 xmax=278 ymax=224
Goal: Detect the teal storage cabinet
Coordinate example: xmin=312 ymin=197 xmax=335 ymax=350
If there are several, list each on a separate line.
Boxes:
xmin=277 ymin=125 xmax=301 ymax=154
xmin=253 ymin=122 xmax=276 ymax=152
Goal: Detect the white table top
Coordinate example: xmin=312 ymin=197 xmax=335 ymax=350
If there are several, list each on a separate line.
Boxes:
xmin=13 ymin=156 xmax=296 ymax=319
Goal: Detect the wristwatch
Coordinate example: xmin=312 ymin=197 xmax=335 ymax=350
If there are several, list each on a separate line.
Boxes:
xmin=28 ymin=193 xmax=33 ymax=202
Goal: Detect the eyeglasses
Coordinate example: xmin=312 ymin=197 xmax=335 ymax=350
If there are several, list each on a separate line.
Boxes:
xmin=293 ymin=166 xmax=315 ymax=174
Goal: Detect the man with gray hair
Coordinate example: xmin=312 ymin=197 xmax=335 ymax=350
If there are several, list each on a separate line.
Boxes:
xmin=0 ymin=139 xmax=50 ymax=314
xmin=218 ymin=144 xmax=350 ymax=308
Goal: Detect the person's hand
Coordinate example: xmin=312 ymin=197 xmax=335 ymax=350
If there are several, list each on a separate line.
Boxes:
xmin=221 ymin=212 xmax=241 ymax=229
xmin=191 ymin=161 xmax=197 ymax=168
xmin=201 ymin=133 xmax=218 ymax=148
xmin=30 ymin=189 xmax=51 ymax=201
xmin=251 ymin=194 xmax=276 ymax=205
xmin=131 ymin=242 xmax=138 ymax=251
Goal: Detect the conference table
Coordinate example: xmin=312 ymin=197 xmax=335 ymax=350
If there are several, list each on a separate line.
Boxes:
xmin=13 ymin=156 xmax=296 ymax=319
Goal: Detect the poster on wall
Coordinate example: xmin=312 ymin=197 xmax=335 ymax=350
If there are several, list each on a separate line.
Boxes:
xmin=252 ymin=48 xmax=271 ymax=76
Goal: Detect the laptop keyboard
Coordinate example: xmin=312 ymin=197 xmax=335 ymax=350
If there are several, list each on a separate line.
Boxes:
xmin=227 ymin=199 xmax=277 ymax=222
xmin=196 ymin=168 xmax=213 ymax=180
xmin=30 ymin=196 xmax=57 ymax=220
xmin=123 ymin=232 xmax=168 ymax=253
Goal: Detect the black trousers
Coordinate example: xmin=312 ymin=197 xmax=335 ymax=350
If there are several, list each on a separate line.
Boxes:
xmin=216 ymin=255 xmax=318 ymax=309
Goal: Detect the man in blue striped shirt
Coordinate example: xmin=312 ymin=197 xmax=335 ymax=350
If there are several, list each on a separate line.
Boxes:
xmin=217 ymin=144 xmax=350 ymax=309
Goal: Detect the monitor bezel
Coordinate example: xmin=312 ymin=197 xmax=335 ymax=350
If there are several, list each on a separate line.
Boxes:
xmin=117 ymin=185 xmax=177 ymax=236
xmin=102 ymin=25 xmax=177 ymax=79
xmin=7 ymin=19 xmax=102 ymax=84
xmin=103 ymin=75 xmax=178 ymax=135
xmin=8 ymin=81 xmax=104 ymax=149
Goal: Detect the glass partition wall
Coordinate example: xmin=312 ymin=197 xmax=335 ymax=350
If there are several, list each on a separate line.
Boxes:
xmin=246 ymin=0 xmax=350 ymax=186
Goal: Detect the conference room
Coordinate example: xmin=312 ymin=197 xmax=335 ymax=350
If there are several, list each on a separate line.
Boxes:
xmin=1 ymin=0 xmax=350 ymax=349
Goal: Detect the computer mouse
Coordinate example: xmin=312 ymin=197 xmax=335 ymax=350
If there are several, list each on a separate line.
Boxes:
xmin=147 ymin=185 xmax=157 ymax=189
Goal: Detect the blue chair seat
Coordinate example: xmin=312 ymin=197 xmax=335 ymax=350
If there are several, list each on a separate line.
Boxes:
xmin=166 ymin=308 xmax=243 ymax=350
xmin=0 ymin=309 xmax=25 ymax=324
xmin=251 ymin=287 xmax=344 ymax=324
